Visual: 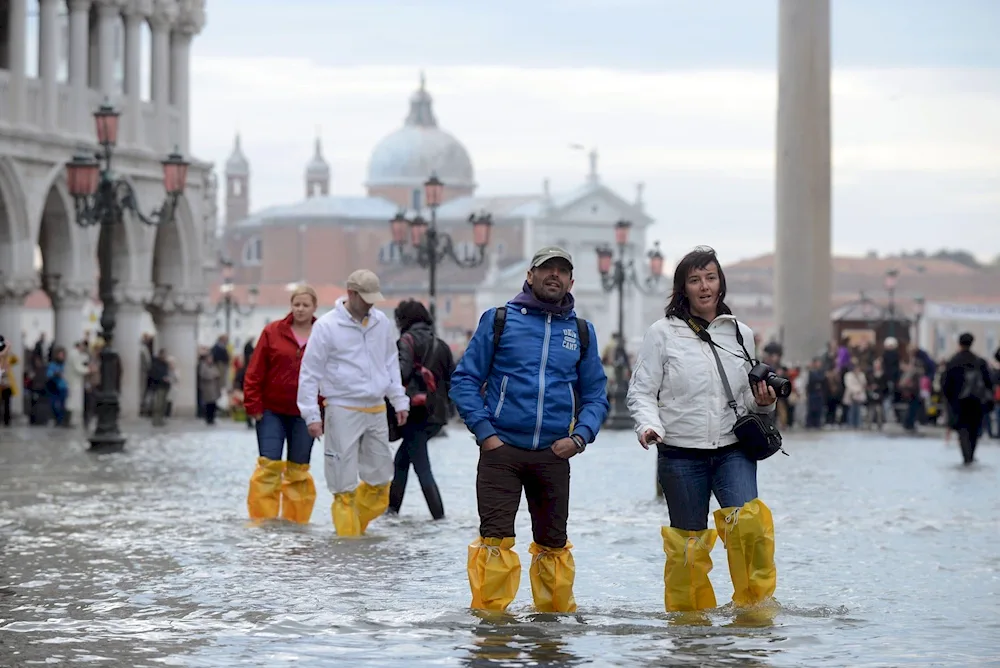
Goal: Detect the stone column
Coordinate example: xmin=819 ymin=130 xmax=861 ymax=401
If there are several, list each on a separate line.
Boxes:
xmin=112 ymin=288 xmax=151 ymax=419
xmin=154 ymin=303 xmax=200 ymax=417
xmin=169 ymin=31 xmax=192 ymax=153
xmin=50 ymin=283 xmax=92 ymax=353
xmin=95 ymin=0 xmax=119 ymax=98
xmin=774 ymin=0 xmax=831 ymax=367
xmin=149 ymin=8 xmax=174 ymax=152
xmin=38 ymin=0 xmax=61 ymax=130
xmin=68 ymin=0 xmax=92 ymax=134
xmin=122 ymin=8 xmax=145 ymax=145
xmin=0 ymin=278 xmax=37 ymax=418
xmin=7 ymin=0 xmax=27 ymax=124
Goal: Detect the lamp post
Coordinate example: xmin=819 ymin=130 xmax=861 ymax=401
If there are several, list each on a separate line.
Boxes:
xmin=913 ymin=295 xmax=925 ymax=348
xmin=64 ymin=101 xmax=189 ymax=452
xmin=215 ymin=259 xmax=258 ymax=340
xmin=385 ymin=174 xmax=494 ymax=324
xmin=595 ymin=219 xmax=665 ymax=430
xmin=884 ymin=268 xmax=899 ymax=337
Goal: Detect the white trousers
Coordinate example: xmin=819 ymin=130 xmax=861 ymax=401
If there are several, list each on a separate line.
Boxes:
xmin=323 ymin=405 xmax=394 ymax=494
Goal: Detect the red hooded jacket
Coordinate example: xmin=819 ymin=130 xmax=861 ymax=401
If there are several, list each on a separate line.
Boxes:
xmin=243 ymin=313 xmax=316 ymax=417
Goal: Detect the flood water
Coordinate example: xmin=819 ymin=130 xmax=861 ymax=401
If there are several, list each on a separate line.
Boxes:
xmin=1 ymin=422 xmax=998 ymax=667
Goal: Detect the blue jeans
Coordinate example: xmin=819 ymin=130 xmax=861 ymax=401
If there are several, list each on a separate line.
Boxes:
xmin=657 ymin=444 xmax=758 ymax=531
xmin=256 ymin=409 xmax=313 ymax=464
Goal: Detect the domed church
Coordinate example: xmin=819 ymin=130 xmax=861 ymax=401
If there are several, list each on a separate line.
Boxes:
xmin=217 ymin=74 xmax=662 ymax=349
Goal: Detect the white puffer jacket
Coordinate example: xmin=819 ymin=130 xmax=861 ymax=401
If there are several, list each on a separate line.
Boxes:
xmin=626 ymin=315 xmax=774 ymax=449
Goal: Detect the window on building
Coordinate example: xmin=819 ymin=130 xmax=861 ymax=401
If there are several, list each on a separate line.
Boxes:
xmin=378 ymin=242 xmax=403 ymax=264
xmin=242 ymin=236 xmax=262 ymax=266
xmin=232 ymin=179 xmax=243 ymax=197
xmin=454 ymin=241 xmax=477 ymax=262
xmin=411 ymin=188 xmax=422 ymax=211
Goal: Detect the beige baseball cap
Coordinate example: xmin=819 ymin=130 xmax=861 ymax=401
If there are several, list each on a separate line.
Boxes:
xmin=345 ymin=269 xmax=385 ymax=304
xmin=530 ymin=246 xmax=574 ymax=269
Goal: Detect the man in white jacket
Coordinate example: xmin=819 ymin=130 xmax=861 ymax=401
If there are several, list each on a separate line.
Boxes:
xmin=297 ymin=269 xmax=409 ymax=536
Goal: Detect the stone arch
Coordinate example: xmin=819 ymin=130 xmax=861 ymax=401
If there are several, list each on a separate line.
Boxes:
xmin=151 ymin=195 xmax=196 ymax=290
xmin=0 ymin=156 xmax=31 ymax=275
xmin=34 ymin=162 xmax=99 ymax=284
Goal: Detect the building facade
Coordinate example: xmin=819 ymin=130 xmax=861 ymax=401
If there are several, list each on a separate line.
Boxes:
xmin=0 ymin=0 xmax=215 ymax=418
xmin=215 ymin=75 xmax=665 ymax=353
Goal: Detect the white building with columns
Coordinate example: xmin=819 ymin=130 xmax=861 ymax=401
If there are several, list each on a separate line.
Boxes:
xmin=0 ymin=0 xmax=216 ymax=418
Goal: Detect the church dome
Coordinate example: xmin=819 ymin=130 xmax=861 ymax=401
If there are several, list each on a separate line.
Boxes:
xmin=366 ymin=74 xmax=475 ymax=190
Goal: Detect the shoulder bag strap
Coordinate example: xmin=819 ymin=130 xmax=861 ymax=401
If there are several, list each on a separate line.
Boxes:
xmin=684 ymin=316 xmax=740 ymax=420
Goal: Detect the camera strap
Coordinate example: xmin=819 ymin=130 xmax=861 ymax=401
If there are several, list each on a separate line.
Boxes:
xmin=685 ymin=317 xmax=743 ymax=420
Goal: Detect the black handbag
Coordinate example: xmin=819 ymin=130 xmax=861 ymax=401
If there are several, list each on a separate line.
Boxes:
xmin=691 ymin=318 xmax=787 ymax=461
xmin=385 ymin=398 xmax=402 ymax=442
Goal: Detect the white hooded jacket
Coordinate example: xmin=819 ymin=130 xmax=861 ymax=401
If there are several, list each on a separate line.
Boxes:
xmin=296 ymin=299 xmax=409 ymax=426
xmin=626 ymin=315 xmax=774 ymax=449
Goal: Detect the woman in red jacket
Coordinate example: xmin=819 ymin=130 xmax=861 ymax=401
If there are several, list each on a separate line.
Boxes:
xmin=244 ymin=285 xmax=319 ymax=523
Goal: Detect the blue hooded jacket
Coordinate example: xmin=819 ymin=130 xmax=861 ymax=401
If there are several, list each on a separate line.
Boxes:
xmin=450 ymin=287 xmax=610 ymax=450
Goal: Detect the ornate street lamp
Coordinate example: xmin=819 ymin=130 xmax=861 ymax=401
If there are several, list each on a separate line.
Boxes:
xmin=595 ymin=219 xmax=665 ymax=429
xmin=383 ymin=173 xmax=493 ymax=324
xmin=884 ymin=268 xmax=899 ymax=337
xmin=215 ymin=259 xmax=258 ymax=339
xmin=64 ymin=101 xmax=189 ymax=452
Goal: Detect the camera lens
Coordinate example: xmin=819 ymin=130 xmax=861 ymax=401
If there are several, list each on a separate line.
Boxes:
xmin=768 ymin=376 xmax=792 ymax=398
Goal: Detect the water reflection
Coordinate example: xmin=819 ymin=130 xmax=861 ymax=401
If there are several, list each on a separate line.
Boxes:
xmin=1 ymin=424 xmax=998 ymax=666
xmin=464 ymin=615 xmax=582 ymax=667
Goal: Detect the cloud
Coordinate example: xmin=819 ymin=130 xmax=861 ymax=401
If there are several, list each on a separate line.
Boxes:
xmin=190 ymin=61 xmax=1000 ymax=262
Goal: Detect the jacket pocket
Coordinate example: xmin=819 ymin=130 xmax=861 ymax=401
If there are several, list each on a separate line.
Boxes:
xmin=494 ymin=375 xmax=509 ymax=418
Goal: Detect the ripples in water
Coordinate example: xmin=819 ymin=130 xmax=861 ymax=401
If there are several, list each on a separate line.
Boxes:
xmin=1 ymin=425 xmax=998 ymax=666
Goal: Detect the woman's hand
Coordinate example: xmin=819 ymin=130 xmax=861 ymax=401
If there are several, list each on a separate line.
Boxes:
xmin=752 ymin=380 xmax=777 ymax=407
xmin=638 ymin=428 xmax=661 ymax=450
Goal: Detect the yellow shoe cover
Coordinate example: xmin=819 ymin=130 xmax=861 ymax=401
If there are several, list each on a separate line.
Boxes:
xmin=332 ymin=492 xmax=362 ymax=537
xmin=356 ymin=481 xmax=391 ymax=533
xmin=661 ymin=526 xmax=718 ymax=612
xmin=714 ymin=499 xmax=777 ymax=607
xmin=528 ymin=541 xmax=577 ymax=613
xmin=280 ymin=462 xmax=316 ymax=524
xmin=247 ymin=457 xmax=285 ymax=521
xmin=468 ymin=537 xmax=521 ymax=611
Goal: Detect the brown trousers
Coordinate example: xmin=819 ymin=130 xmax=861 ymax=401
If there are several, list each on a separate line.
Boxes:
xmin=476 ymin=444 xmax=570 ymax=548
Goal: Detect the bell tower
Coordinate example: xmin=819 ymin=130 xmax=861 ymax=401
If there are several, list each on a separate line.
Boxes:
xmin=225 ymin=134 xmax=250 ymax=226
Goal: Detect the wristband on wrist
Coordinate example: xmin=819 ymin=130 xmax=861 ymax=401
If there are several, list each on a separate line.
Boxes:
xmin=571 ymin=434 xmax=587 ymax=452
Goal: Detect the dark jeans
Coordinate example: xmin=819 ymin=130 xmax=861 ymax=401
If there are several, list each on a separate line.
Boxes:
xmin=256 ymin=409 xmax=313 ymax=464
xmin=1 ymin=388 xmax=11 ymax=426
xmin=477 ymin=444 xmax=570 ymax=548
xmin=656 ymin=443 xmax=758 ymax=531
xmin=389 ymin=422 xmax=444 ymax=519
xmin=204 ymin=402 xmax=217 ymax=425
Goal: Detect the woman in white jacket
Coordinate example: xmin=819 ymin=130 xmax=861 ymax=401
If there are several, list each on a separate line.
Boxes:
xmin=626 ymin=246 xmax=778 ymax=614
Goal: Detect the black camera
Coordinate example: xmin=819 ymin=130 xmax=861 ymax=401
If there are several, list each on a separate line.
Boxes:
xmin=748 ymin=362 xmax=791 ymax=398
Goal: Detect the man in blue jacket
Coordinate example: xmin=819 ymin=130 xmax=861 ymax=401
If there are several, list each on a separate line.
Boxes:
xmin=450 ymin=246 xmax=609 ymax=613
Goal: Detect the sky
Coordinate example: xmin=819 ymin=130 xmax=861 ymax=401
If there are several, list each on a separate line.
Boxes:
xmin=185 ymin=0 xmax=1000 ymax=265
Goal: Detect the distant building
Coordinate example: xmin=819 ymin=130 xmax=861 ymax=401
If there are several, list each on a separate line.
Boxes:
xmin=215 ymin=74 xmax=664 ymax=351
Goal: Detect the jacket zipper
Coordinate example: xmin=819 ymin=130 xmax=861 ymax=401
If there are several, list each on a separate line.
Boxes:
xmin=569 ymin=383 xmax=577 ymax=433
xmin=494 ymin=375 xmax=509 ymax=418
xmin=532 ymin=314 xmax=552 ymax=449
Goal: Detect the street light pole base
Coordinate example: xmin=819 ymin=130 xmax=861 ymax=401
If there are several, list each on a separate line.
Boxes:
xmin=88 ymin=436 xmax=126 ymax=453
xmin=87 ymin=350 xmax=127 ymax=453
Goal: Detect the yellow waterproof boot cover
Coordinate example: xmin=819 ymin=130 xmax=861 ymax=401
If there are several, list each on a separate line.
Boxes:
xmin=332 ymin=491 xmax=362 ymax=537
xmin=661 ymin=526 xmax=718 ymax=612
xmin=247 ymin=457 xmax=285 ymax=521
xmin=281 ymin=462 xmax=317 ymax=524
xmin=356 ymin=481 xmax=391 ymax=534
xmin=528 ymin=541 xmax=577 ymax=613
xmin=468 ymin=537 xmax=521 ymax=611
xmin=713 ymin=499 xmax=777 ymax=607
